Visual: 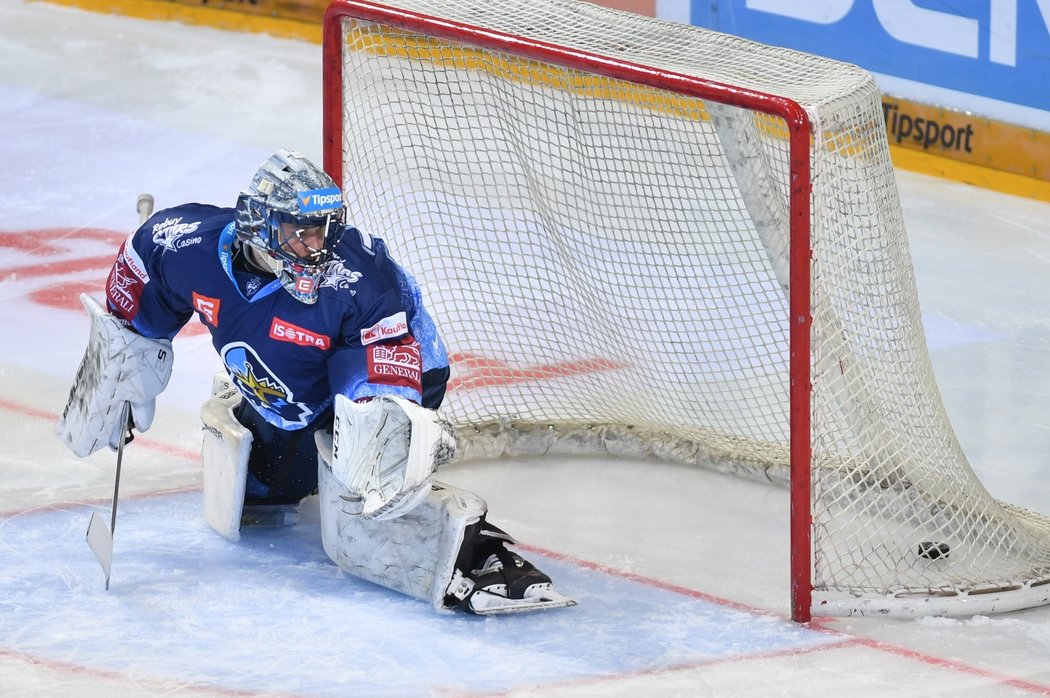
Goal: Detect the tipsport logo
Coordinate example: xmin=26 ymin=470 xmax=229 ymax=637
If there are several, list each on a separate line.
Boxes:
xmin=297 ymin=187 xmax=342 ymax=214
xmin=220 ymin=342 xmax=312 ymax=429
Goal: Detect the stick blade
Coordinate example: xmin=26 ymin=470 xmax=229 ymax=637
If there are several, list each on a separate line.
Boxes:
xmin=86 ymin=511 xmax=114 ymax=590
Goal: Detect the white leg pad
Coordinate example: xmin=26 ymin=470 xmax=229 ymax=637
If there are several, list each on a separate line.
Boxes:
xmin=316 ymin=431 xmax=485 ymax=610
xmin=201 ymin=373 xmax=252 ymax=542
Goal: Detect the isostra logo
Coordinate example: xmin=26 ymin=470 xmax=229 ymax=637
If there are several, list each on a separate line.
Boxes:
xmin=269 ymin=317 xmax=331 ymax=349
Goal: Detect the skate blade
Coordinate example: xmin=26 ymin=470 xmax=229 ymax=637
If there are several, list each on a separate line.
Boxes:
xmin=469 ymin=590 xmax=577 ymax=616
xmin=240 ymin=505 xmax=299 ymax=528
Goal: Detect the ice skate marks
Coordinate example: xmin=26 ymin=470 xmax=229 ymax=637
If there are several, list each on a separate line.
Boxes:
xmin=0 ymin=491 xmax=835 ymax=695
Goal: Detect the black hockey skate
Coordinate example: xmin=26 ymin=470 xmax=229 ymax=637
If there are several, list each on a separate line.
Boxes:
xmin=447 ymin=522 xmax=576 ymax=615
xmin=240 ymin=504 xmax=299 ymax=527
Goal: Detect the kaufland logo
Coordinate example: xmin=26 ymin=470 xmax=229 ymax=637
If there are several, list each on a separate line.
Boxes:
xmin=298 ymin=187 xmax=342 ymax=213
xmin=360 ymin=312 xmax=408 ymax=345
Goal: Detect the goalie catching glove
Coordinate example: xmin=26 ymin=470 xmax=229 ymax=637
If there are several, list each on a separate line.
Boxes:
xmin=56 ymin=293 xmax=173 ymax=457
xmin=330 ymin=393 xmax=456 ymax=520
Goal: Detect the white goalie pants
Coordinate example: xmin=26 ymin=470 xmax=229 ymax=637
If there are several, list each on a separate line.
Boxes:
xmin=315 ymin=431 xmax=484 ymax=610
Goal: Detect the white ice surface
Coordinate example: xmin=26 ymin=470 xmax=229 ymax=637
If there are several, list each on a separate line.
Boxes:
xmin=2 ymin=2 xmax=1050 ymax=696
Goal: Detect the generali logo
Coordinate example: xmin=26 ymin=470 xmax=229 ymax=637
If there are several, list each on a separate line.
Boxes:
xmin=192 ymin=292 xmax=220 ymax=327
xmin=367 ymin=341 xmax=421 ymax=391
xmin=360 ymin=311 xmax=408 ymax=345
xmin=269 ymin=317 xmax=331 ymax=350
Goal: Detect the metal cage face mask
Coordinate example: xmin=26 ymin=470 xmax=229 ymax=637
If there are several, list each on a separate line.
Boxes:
xmin=265 ymin=211 xmax=344 ymax=304
xmin=266 ymin=208 xmax=344 ymax=268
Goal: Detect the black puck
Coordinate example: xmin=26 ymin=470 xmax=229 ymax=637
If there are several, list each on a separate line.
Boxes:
xmin=917 ymin=541 xmax=950 ymax=560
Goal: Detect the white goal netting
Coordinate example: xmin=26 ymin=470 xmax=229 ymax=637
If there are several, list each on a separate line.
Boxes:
xmin=325 ymin=0 xmax=1050 ymax=618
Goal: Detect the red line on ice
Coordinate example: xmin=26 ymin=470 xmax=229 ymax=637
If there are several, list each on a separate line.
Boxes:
xmin=4 ymin=397 xmax=1050 ymax=696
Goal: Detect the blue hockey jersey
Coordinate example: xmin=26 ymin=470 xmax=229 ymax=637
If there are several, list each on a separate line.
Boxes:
xmin=104 ymin=203 xmax=448 ymax=431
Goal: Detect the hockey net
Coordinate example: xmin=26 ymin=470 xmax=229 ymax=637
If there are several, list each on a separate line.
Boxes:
xmin=322 ymin=0 xmax=1050 ymax=620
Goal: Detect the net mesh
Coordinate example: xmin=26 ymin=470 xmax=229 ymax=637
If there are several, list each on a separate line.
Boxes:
xmin=328 ymin=0 xmax=1050 ymax=615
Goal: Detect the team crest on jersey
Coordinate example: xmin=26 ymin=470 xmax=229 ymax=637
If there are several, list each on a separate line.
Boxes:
xmin=151 ymin=216 xmax=203 ymax=252
xmin=320 ymin=256 xmax=363 ymax=293
xmin=221 ymin=342 xmax=311 ymax=428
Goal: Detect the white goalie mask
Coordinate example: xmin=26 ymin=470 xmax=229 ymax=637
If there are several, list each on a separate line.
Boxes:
xmin=234 ymin=149 xmax=346 ymax=304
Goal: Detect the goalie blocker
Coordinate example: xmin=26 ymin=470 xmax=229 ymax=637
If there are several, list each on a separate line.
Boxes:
xmin=56 ymin=293 xmax=173 ymax=457
xmin=200 ymin=381 xmax=574 ymax=614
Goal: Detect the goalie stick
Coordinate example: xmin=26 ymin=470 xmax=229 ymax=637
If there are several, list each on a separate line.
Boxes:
xmin=85 ymin=401 xmax=130 ymax=590
xmin=85 ymin=193 xmax=154 ymax=589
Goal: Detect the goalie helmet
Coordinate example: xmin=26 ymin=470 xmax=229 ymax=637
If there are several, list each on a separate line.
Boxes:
xmin=234 ymin=150 xmax=345 ymax=304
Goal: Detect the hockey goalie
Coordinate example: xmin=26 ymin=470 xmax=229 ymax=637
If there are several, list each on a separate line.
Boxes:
xmin=55 ymin=149 xmax=575 ymax=615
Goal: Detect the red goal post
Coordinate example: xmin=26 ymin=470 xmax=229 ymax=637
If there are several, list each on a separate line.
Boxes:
xmin=321 ymin=0 xmax=1050 ymax=623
